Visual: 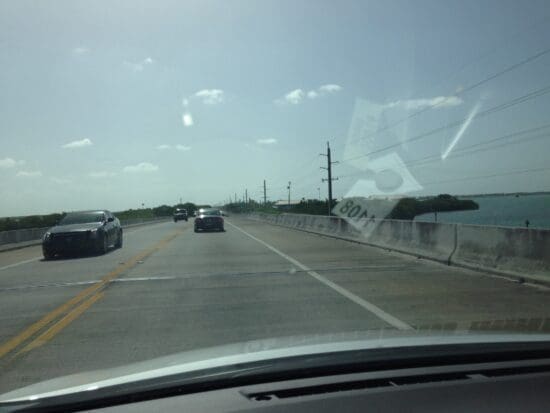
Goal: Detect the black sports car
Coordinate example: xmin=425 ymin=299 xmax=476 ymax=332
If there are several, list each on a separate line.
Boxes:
xmin=42 ymin=210 xmax=123 ymax=259
xmin=194 ymin=208 xmax=224 ymax=232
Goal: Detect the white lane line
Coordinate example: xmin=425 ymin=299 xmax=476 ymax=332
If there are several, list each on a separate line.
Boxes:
xmin=0 ymin=257 xmax=42 ymax=272
xmin=227 ymin=221 xmax=413 ymax=331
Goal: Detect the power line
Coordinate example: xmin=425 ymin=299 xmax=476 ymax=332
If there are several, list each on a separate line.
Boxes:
xmin=270 ymin=154 xmax=320 ymax=188
xmin=422 ymin=166 xmax=550 ymax=187
xmin=343 ymin=84 xmax=550 ymax=162
xmin=349 ymin=45 xmax=550 ymax=145
xmin=411 ymin=132 xmax=550 ymax=168
xmin=406 ymin=123 xmax=550 ymax=168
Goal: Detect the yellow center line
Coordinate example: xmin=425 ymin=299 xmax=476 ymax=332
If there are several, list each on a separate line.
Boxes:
xmin=17 ymin=292 xmax=105 ymax=355
xmin=0 ymin=228 xmax=185 ymax=360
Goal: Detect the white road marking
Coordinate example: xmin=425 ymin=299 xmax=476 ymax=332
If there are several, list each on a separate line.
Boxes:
xmin=0 ymin=276 xmax=179 ymax=292
xmin=113 ymin=276 xmax=176 ymax=282
xmin=0 ymin=257 xmax=42 ymax=272
xmin=227 ymin=221 xmax=413 ymax=331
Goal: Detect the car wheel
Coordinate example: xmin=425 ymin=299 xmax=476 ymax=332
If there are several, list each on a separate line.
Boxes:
xmin=115 ymin=230 xmax=123 ymax=248
xmin=43 ymin=251 xmax=54 ymax=260
xmin=194 ymin=228 xmax=199 ymax=233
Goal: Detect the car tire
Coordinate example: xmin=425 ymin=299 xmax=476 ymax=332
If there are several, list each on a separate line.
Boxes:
xmin=43 ymin=251 xmax=54 ymax=260
xmin=115 ymin=230 xmax=123 ymax=249
xmin=194 ymin=228 xmax=199 ymax=233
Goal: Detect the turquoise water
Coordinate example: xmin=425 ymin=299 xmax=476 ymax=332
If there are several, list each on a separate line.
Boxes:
xmin=415 ymin=193 xmax=550 ymax=229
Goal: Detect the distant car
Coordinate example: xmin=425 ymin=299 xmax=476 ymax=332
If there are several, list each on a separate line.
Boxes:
xmin=194 ymin=208 xmax=224 ymax=232
xmin=220 ymin=210 xmax=229 ymax=217
xmin=42 ymin=210 xmax=123 ymax=259
xmin=173 ymin=208 xmax=188 ymax=222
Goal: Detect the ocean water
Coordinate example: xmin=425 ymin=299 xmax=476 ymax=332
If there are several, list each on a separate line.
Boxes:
xmin=414 ymin=193 xmax=550 ymax=229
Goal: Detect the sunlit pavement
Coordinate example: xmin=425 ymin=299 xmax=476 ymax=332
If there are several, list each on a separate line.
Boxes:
xmin=1 ymin=217 xmax=549 ymax=393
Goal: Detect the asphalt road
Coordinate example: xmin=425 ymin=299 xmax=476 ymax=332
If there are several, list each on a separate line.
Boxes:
xmin=1 ymin=217 xmax=550 ymax=393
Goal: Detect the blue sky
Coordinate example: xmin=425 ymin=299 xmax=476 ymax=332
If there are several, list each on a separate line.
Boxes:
xmin=1 ymin=0 xmax=550 ymax=216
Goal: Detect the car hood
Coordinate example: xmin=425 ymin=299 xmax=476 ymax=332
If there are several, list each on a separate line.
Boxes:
xmin=48 ymin=223 xmax=103 ymax=233
xmin=2 ymin=331 xmax=550 ymax=403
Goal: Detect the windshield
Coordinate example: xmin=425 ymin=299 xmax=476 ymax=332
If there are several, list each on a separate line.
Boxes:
xmin=1 ymin=0 xmax=550 ymax=400
xmin=199 ymin=209 xmax=221 ymax=216
xmin=58 ymin=212 xmax=105 ymax=225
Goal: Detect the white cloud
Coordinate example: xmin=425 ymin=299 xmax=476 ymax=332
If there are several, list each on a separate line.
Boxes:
xmin=0 ymin=158 xmax=25 ymax=168
xmin=123 ymin=162 xmax=159 ymax=173
xmin=278 ymin=85 xmax=340 ymax=104
xmin=318 ymin=84 xmax=342 ymax=93
xmin=182 ymin=113 xmax=194 ymax=127
xmin=51 ymin=177 xmax=72 ymax=184
xmin=72 ymin=47 xmax=89 ymax=55
xmin=182 ymin=98 xmax=189 ymax=107
xmin=257 ymin=138 xmax=278 ymax=145
xmin=307 ymin=90 xmax=319 ymax=99
xmin=176 ymin=144 xmax=191 ymax=151
xmin=124 ymin=57 xmax=154 ymax=72
xmin=281 ymin=89 xmax=305 ymax=105
xmin=194 ymin=89 xmax=224 ymax=105
xmin=16 ymin=170 xmax=42 ymax=178
xmin=156 ymin=144 xmax=171 ymax=150
xmin=386 ymin=96 xmax=463 ymax=110
xmin=306 ymin=84 xmax=342 ymax=100
xmin=88 ymin=171 xmax=116 ymax=178
xmin=61 ymin=138 xmax=93 ymax=149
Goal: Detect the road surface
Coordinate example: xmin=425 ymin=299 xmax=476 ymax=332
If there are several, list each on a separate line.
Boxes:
xmin=1 ymin=217 xmax=549 ymax=393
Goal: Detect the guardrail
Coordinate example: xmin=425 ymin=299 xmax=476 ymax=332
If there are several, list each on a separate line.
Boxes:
xmin=247 ymin=213 xmax=550 ymax=283
xmin=0 ymin=217 xmax=172 ymax=247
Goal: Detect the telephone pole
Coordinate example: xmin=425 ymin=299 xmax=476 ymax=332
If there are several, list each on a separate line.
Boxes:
xmin=287 ymin=181 xmax=291 ymax=207
xmin=263 ymin=180 xmax=267 ymax=205
xmin=321 ymin=141 xmax=338 ymax=216
xmin=245 ymin=188 xmax=248 ymax=205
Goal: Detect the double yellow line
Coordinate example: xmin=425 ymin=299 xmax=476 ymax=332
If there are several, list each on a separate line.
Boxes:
xmin=0 ymin=229 xmax=184 ymax=361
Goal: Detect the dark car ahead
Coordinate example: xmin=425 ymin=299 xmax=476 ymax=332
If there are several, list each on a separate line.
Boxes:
xmin=194 ymin=208 xmax=224 ymax=232
xmin=173 ymin=208 xmax=188 ymax=222
xmin=42 ymin=210 xmax=123 ymax=259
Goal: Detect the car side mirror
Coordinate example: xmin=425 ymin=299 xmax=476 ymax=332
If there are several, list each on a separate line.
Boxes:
xmin=107 ymin=217 xmax=114 ymax=222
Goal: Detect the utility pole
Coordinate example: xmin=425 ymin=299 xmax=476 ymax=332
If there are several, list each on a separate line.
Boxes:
xmin=263 ymin=180 xmax=267 ymax=205
xmin=287 ymin=181 xmax=291 ymax=207
xmin=245 ymin=189 xmax=248 ymax=205
xmin=317 ymin=187 xmax=321 ymax=200
xmin=234 ymin=193 xmax=237 ymax=203
xmin=321 ymin=141 xmax=338 ymax=216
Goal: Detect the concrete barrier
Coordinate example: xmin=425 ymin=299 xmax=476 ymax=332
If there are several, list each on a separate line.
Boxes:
xmin=0 ymin=228 xmax=49 ymax=245
xmin=247 ymin=213 xmax=550 ymax=282
xmin=367 ymin=220 xmax=457 ymax=265
xmin=452 ymin=224 xmax=550 ymax=281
